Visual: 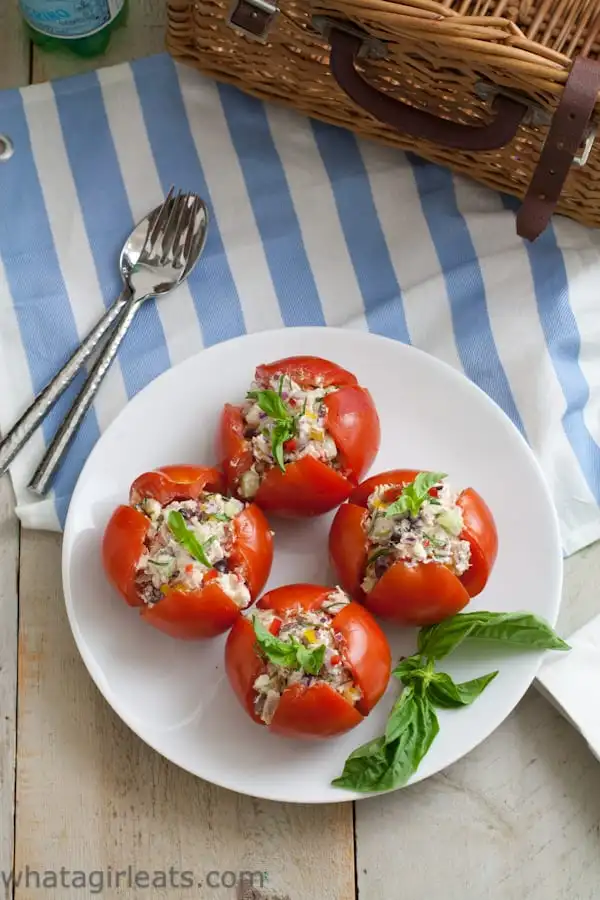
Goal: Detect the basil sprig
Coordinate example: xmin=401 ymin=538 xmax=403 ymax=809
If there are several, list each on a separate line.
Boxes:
xmin=246 ymin=387 xmax=297 ymax=473
xmin=333 ymin=610 xmax=569 ymax=793
xmin=384 ymin=471 xmax=447 ymax=518
xmin=253 ymin=617 xmax=326 ymax=675
xmin=166 ymin=510 xmax=213 ymax=568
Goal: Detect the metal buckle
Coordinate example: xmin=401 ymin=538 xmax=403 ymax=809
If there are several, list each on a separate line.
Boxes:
xmin=0 ymin=135 xmax=14 ymax=162
xmin=311 ymin=17 xmax=387 ymax=59
xmin=227 ymin=0 xmax=279 ymax=42
xmin=574 ymin=127 xmax=596 ymax=167
xmin=474 ymin=81 xmax=551 ymax=128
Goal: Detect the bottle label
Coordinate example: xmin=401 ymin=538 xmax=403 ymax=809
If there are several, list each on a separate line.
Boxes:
xmin=20 ymin=0 xmax=124 ymax=38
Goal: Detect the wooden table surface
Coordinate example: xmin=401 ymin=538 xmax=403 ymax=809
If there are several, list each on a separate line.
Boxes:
xmin=2 ymin=3 xmax=600 ymax=898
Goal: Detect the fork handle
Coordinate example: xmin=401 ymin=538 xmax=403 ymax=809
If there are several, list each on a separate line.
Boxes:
xmin=0 ymin=288 xmax=131 ymax=479
xmin=28 ymin=293 xmax=144 ymax=497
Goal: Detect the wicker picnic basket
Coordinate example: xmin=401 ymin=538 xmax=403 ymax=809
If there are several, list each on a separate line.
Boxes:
xmin=166 ymin=0 xmax=600 ymax=238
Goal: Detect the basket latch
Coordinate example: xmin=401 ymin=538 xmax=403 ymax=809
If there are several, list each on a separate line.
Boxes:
xmin=0 ymin=135 xmax=14 ymax=162
xmin=227 ymin=0 xmax=279 ymax=41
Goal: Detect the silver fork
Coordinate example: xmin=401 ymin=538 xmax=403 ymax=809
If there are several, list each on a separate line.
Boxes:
xmin=28 ymin=190 xmax=206 ymax=496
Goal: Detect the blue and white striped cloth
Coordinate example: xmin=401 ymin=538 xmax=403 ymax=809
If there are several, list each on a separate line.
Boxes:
xmin=1 ymin=53 xmax=600 ymax=553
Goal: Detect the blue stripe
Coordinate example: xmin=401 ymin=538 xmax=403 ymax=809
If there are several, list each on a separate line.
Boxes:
xmin=312 ymin=121 xmax=410 ymax=344
xmin=53 ymin=71 xmax=171 ymax=398
xmin=503 ymin=196 xmax=600 ymax=501
xmin=217 ymin=83 xmax=325 ymax=328
xmin=132 ymin=56 xmax=246 ymax=346
xmin=0 ymin=89 xmax=101 ymax=526
xmin=410 ymin=156 xmax=525 ymax=433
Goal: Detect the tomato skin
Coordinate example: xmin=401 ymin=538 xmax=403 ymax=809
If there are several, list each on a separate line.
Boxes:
xmin=224 ymin=616 xmax=265 ymax=724
xmin=224 ymin=583 xmax=392 ymax=739
xmin=220 ymin=405 xmax=253 ymax=490
xmin=130 ymin=464 xmax=224 ymax=505
xmin=332 ymin=602 xmax=391 ymax=715
xmin=228 ymin=504 xmax=273 ymax=597
xmin=328 ymin=503 xmax=368 ymax=599
xmin=102 ymin=467 xmax=273 ymax=640
xmin=457 ymin=488 xmax=498 ymax=596
xmin=349 ymin=469 xmax=421 ymax=508
xmin=219 ymin=357 xmax=380 ymax=517
xmin=270 ymin=683 xmax=363 ymax=738
xmin=330 ymin=469 xmax=498 ymax=626
xmin=142 ymin=580 xmax=241 ymax=640
xmin=254 ymin=456 xmax=354 ymax=518
xmin=255 ymin=356 xmax=357 ymax=389
xmin=366 ymin=559 xmax=471 ymax=626
xmin=324 ymin=386 xmax=380 ymax=480
xmin=102 ymin=505 xmax=149 ymax=608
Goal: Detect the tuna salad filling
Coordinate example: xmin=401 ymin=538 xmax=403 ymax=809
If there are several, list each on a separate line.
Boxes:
xmin=252 ymin=587 xmax=362 ymax=725
xmin=134 ymin=492 xmax=251 ymax=608
xmin=362 ymin=473 xmax=472 ymax=594
xmin=238 ymin=373 xmax=340 ymax=498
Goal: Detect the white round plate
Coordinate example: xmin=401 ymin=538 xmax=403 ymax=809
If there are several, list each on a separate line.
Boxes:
xmin=63 ymin=327 xmax=563 ymax=803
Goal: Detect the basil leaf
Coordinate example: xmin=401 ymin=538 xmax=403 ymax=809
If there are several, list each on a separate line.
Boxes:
xmin=385 ymin=471 xmax=446 ymax=519
xmin=271 ymin=420 xmax=295 ymax=473
xmin=383 ymin=494 xmax=410 ymax=518
xmin=166 ymin=510 xmax=212 ymax=568
xmin=296 ymin=643 xmax=326 ymax=675
xmin=384 ymin=685 xmax=417 ymax=743
xmin=419 ymin=611 xmax=569 ymax=660
xmin=413 ymin=471 xmax=447 ymax=499
xmin=333 ymin=691 xmax=439 ymax=793
xmin=331 ymin=736 xmax=392 ymax=792
xmin=391 ymin=655 xmax=425 ymax=683
xmin=246 ymin=389 xmax=291 ymax=422
xmin=427 ymin=670 xmax=498 ymax=708
xmin=411 ymin=693 xmax=439 ymax=768
xmin=252 ymin=617 xmax=299 ymax=669
xmin=469 ymin=613 xmax=570 ymax=650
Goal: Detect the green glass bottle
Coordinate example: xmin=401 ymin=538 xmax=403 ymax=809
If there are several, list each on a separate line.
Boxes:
xmin=19 ymin=0 xmax=128 ymax=58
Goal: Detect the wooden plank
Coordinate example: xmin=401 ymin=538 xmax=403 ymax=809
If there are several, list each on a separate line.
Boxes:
xmin=0 ymin=8 xmax=29 ymax=897
xmin=0 ymin=479 xmax=19 ymax=900
xmin=355 ymin=542 xmax=600 ymax=900
xmin=15 ymin=529 xmax=354 ymax=900
xmin=32 ymin=0 xmax=168 ymax=83
xmin=0 ymin=0 xmax=30 ymax=90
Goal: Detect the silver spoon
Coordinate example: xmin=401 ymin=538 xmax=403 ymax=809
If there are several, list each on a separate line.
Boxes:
xmin=0 ymin=193 xmax=205 ymax=481
xmin=26 ymin=190 xmax=208 ymax=496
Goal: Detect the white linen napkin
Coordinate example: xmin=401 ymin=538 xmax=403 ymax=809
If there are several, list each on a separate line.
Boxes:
xmin=1 ymin=53 xmax=600 ymax=552
xmin=537 ymin=615 xmax=600 ymax=760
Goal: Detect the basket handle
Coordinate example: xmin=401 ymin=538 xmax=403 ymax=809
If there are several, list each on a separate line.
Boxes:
xmin=329 ymin=28 xmax=527 ymax=152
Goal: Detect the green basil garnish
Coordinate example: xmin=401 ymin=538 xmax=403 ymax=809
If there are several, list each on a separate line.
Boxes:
xmin=333 ymin=610 xmax=568 ymax=793
xmin=253 ymin=617 xmax=326 ymax=675
xmin=384 ymin=471 xmax=446 ymax=519
xmin=166 ymin=510 xmax=213 ymax=568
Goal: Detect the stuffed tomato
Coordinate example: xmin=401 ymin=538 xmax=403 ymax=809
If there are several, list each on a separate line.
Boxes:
xmin=225 ymin=583 xmax=391 ymax=738
xmin=329 ymin=469 xmax=498 ymax=626
xmin=219 ymin=355 xmax=380 ymax=517
xmin=102 ymin=465 xmax=273 ymax=640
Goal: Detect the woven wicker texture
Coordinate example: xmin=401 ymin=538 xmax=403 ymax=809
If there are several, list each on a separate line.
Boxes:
xmin=166 ymin=0 xmax=600 ymax=227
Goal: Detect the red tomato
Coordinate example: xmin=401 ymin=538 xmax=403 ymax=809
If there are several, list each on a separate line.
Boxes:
xmin=219 ymin=356 xmax=380 ymax=518
xmin=329 ymin=469 xmax=498 ymax=626
xmin=225 ymin=583 xmax=391 ymax=739
xmin=102 ymin=465 xmax=273 ymax=640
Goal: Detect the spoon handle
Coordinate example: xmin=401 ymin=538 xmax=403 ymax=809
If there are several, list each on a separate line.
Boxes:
xmin=0 ymin=289 xmax=131 ymax=479
xmin=28 ymin=293 xmax=144 ymax=497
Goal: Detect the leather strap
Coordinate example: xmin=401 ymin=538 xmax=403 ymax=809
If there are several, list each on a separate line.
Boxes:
xmin=517 ymin=57 xmax=600 ymax=241
xmin=329 ymin=29 xmax=527 ymax=152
